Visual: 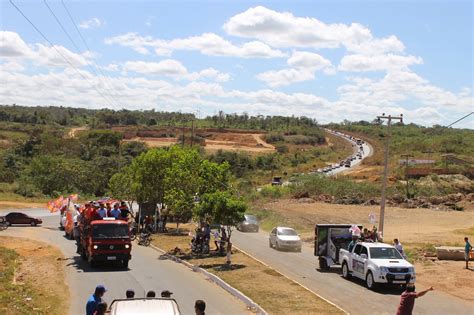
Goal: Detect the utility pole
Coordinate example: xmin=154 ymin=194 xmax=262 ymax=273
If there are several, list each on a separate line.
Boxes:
xmin=376 ymin=113 xmax=403 ymax=237
xmin=400 ymin=154 xmax=413 ymax=199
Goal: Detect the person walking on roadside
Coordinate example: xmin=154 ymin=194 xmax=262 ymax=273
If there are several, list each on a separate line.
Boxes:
xmin=465 ymin=237 xmax=472 ymax=269
xmin=86 ymin=285 xmax=106 ymax=315
xmin=194 ymin=300 xmax=206 ymax=315
xmin=396 ymin=284 xmax=434 ymax=315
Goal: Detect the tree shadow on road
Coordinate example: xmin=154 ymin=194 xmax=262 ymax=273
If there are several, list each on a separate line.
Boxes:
xmin=66 ymin=256 xmax=129 ymax=273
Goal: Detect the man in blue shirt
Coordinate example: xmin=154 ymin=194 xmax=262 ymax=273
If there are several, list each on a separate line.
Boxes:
xmin=465 ymin=237 xmax=472 ymax=269
xmin=98 ymin=204 xmax=107 ymax=218
xmin=86 ymin=285 xmax=106 ymax=315
xmin=110 ymin=203 xmax=121 ymax=219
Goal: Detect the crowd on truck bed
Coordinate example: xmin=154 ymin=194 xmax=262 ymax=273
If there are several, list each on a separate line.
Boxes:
xmin=347 ymin=225 xmax=407 ymax=258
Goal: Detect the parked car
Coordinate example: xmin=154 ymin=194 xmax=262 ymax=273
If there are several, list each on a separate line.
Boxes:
xmin=5 ymin=212 xmax=42 ymax=226
xmin=237 ymin=214 xmax=259 ymax=232
xmin=269 ymin=227 xmax=302 ymax=252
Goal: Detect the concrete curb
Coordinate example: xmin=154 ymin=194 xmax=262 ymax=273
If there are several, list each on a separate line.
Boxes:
xmin=233 ymin=244 xmax=349 ymax=315
xmin=149 ymin=244 xmax=268 ymax=315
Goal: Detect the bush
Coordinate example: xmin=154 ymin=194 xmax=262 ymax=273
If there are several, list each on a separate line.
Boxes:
xmin=265 ymin=133 xmax=284 ymax=143
xmin=275 ymin=145 xmax=289 ymax=153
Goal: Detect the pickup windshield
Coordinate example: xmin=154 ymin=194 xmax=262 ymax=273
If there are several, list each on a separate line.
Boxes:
xmin=370 ymin=247 xmax=403 ymax=259
xmin=92 ymin=224 xmax=129 ymax=239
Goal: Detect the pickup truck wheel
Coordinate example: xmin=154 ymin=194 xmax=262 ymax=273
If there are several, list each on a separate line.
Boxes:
xmin=319 ymin=258 xmax=329 ymax=270
xmin=366 ymin=271 xmax=377 ymax=290
xmin=342 ymin=262 xmax=351 ymax=279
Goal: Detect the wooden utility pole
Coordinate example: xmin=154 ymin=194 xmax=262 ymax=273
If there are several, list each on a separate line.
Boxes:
xmin=377 ymin=113 xmax=403 ymax=237
xmin=401 ymin=154 xmax=414 ymax=199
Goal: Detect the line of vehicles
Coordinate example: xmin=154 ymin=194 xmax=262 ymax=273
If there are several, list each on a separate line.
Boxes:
xmin=316 ymin=129 xmax=366 ymax=174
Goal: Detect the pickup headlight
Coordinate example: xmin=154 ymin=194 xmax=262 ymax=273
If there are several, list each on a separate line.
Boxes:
xmin=125 ymin=244 xmax=130 ymax=249
xmin=408 ymin=267 xmax=415 ymax=273
xmin=380 ymin=267 xmax=389 ymax=273
xmin=93 ymin=245 xmax=98 ymax=249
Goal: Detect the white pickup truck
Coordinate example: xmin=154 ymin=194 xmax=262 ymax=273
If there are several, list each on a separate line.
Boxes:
xmin=339 ymin=242 xmax=415 ymax=290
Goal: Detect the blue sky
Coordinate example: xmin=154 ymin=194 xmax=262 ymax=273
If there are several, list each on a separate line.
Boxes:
xmin=1 ymin=0 xmax=472 ymax=127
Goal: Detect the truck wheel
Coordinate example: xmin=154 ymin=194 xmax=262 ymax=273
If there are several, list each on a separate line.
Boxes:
xmin=89 ymin=259 xmax=96 ymax=268
xmin=319 ymin=258 xmax=329 ymax=270
xmin=81 ymin=251 xmax=87 ymax=260
xmin=366 ymin=271 xmax=377 ymax=290
xmin=342 ymin=262 xmax=351 ymax=279
xmin=122 ymin=260 xmax=129 ymax=268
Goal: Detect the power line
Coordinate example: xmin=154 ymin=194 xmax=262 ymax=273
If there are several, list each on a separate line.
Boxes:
xmin=43 ymin=0 xmax=118 ymax=106
xmin=9 ymin=0 xmax=115 ymax=108
xmin=444 ymin=112 xmax=473 ymax=129
xmin=61 ymin=0 xmax=120 ymax=100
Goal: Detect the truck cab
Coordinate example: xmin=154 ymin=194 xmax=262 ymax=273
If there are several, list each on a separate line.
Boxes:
xmin=339 ymin=242 xmax=415 ymax=290
xmin=80 ymin=218 xmax=132 ymax=268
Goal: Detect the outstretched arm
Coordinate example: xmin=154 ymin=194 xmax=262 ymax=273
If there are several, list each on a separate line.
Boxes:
xmin=416 ymin=286 xmax=434 ymax=298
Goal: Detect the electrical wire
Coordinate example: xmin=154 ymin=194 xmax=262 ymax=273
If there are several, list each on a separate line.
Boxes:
xmin=43 ymin=0 xmax=118 ymax=106
xmin=60 ymin=0 xmax=120 ymax=99
xmin=9 ymin=0 xmax=115 ymax=108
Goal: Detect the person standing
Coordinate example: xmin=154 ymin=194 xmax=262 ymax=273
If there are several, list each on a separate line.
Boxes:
xmin=396 ymin=284 xmax=433 ymax=315
xmin=110 ymin=203 xmax=121 ymax=219
xmin=86 ymin=285 xmax=106 ymax=315
xmin=394 ymin=238 xmax=406 ymax=258
xmin=465 ymin=237 xmax=472 ymax=269
xmin=97 ymin=204 xmax=107 ymax=218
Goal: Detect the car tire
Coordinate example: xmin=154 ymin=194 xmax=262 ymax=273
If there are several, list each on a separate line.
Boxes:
xmin=122 ymin=260 xmax=129 ymax=269
xmin=366 ymin=271 xmax=377 ymax=290
xmin=319 ymin=257 xmax=329 ymax=271
xmin=6 ymin=221 xmax=11 ymax=226
xmin=342 ymin=262 xmax=351 ymax=279
xmin=276 ymin=241 xmax=280 ymax=251
xmin=255 ymin=227 xmax=259 ymax=233
xmin=30 ymin=221 xmax=37 ymax=227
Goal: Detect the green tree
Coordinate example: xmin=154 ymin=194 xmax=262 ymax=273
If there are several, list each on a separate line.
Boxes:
xmin=195 ymin=191 xmax=246 ymax=244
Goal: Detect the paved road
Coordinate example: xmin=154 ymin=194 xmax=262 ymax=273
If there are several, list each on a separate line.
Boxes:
xmin=1 ymin=209 xmax=249 ymax=315
xmin=232 ymin=230 xmax=474 ymax=315
xmin=324 ymin=129 xmax=373 ymax=177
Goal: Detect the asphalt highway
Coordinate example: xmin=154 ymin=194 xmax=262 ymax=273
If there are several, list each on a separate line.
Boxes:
xmin=0 ymin=209 xmax=249 ymax=315
xmin=232 ymin=229 xmax=473 ymax=315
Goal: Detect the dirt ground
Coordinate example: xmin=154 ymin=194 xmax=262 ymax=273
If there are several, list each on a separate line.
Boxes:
xmin=152 ymin=224 xmax=342 ymax=315
xmin=0 ymin=236 xmax=70 ymax=314
xmin=121 ymin=132 xmax=276 ymax=153
xmin=258 ymin=199 xmax=474 ymax=300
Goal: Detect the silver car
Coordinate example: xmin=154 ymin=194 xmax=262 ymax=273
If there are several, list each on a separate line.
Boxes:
xmin=269 ymin=227 xmax=302 ymax=252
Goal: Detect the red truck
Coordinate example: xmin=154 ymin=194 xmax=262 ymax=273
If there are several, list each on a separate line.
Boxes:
xmin=79 ymin=218 xmax=132 ymax=268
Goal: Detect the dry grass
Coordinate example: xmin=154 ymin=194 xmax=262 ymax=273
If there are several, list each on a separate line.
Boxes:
xmin=152 ymin=224 xmax=342 ymax=315
xmin=0 ymin=236 xmax=70 ymax=314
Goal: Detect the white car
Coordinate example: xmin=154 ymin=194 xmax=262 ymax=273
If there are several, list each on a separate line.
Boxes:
xmin=269 ymin=227 xmax=302 ymax=252
xmin=339 ymin=242 xmax=416 ymax=290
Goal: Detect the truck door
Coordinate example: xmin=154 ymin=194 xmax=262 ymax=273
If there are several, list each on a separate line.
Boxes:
xmin=352 ymin=244 xmax=365 ymax=277
xmin=359 ymin=246 xmax=369 ymax=276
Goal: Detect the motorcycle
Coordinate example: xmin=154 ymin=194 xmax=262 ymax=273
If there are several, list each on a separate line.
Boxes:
xmin=137 ymin=231 xmax=151 ymax=246
xmin=191 ymin=235 xmax=210 ymax=254
xmin=130 ymin=222 xmax=137 ymax=241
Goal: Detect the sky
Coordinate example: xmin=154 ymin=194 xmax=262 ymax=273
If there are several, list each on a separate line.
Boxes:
xmin=0 ymin=0 xmax=473 ymax=127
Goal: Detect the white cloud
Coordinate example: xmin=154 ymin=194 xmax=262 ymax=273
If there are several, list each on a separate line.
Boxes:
xmin=0 ymin=31 xmax=90 ymax=68
xmin=102 ymin=63 xmax=120 ymax=72
xmin=124 ymin=60 xmax=187 ymax=76
xmin=339 ymin=54 xmax=423 ymax=72
xmin=223 ymin=6 xmax=404 ymax=56
xmin=79 ymin=18 xmax=103 ymax=29
xmin=105 ymin=32 xmax=287 ymax=58
xmin=257 ymin=51 xmax=334 ymax=87
xmin=123 ymin=60 xmax=230 ymax=82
